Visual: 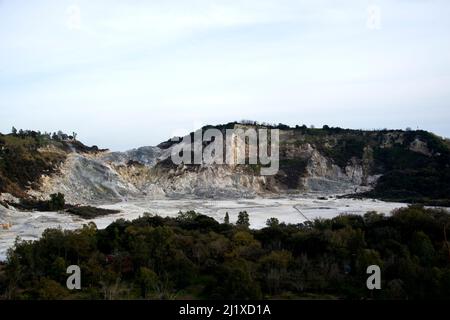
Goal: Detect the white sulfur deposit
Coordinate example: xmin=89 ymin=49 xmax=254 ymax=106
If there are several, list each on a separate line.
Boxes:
xmin=0 ymin=196 xmax=408 ymax=261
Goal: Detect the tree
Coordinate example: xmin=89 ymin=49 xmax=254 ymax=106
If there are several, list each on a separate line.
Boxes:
xmin=138 ymin=267 xmax=159 ymax=298
xmin=276 ymin=123 xmax=290 ymax=130
xmin=236 ymin=211 xmax=250 ymax=228
xmin=57 ymin=130 xmax=69 ymax=140
xmin=410 ymin=231 xmax=435 ymax=265
xmin=356 ymin=249 xmax=383 ymax=274
xmin=212 ymin=260 xmax=262 ymax=299
xmin=266 ymin=217 xmax=279 ymax=228
xmin=177 ymin=210 xmax=199 ymax=221
xmin=224 ymin=212 xmax=230 ymax=224
xmin=36 ymin=278 xmax=69 ymax=300
xmin=259 ymin=250 xmax=293 ymax=294
xmin=48 ymin=193 xmax=65 ymax=211
xmin=11 ymin=127 xmax=17 ymax=135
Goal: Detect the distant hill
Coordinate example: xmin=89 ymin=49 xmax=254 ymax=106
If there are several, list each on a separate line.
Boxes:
xmin=1 ymin=123 xmax=450 ymax=206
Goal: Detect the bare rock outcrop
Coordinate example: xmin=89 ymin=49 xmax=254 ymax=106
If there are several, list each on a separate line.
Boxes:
xmin=28 ymin=125 xmax=446 ymax=204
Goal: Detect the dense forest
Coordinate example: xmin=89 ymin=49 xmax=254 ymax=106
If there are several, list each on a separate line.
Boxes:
xmin=1 ymin=206 xmax=449 ymax=300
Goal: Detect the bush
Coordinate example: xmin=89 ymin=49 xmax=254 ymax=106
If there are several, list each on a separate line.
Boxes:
xmin=48 ymin=193 xmax=65 ymax=211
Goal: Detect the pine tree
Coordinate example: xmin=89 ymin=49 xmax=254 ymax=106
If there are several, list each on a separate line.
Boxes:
xmin=224 ymin=212 xmax=230 ymax=224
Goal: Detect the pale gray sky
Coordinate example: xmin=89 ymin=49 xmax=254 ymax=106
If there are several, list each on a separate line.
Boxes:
xmin=1 ymin=0 xmax=450 ymax=150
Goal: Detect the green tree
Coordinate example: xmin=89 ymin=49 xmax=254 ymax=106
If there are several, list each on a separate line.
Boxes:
xmin=48 ymin=193 xmax=65 ymax=211
xmin=259 ymin=250 xmax=293 ymax=294
xmin=236 ymin=211 xmax=250 ymax=228
xmin=266 ymin=217 xmax=279 ymax=228
xmin=212 ymin=259 xmax=262 ymax=299
xmin=410 ymin=231 xmax=435 ymax=265
xmin=36 ymin=278 xmax=69 ymax=300
xmin=356 ymin=249 xmax=383 ymax=274
xmin=224 ymin=212 xmax=230 ymax=224
xmin=177 ymin=210 xmax=199 ymax=221
xmin=138 ymin=267 xmax=159 ymax=298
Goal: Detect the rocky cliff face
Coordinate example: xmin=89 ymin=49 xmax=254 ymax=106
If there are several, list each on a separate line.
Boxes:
xmin=23 ymin=124 xmax=450 ymax=204
xmin=30 ymin=153 xmax=142 ymax=204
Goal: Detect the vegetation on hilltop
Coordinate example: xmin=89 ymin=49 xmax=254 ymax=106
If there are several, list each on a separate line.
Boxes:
xmin=0 ymin=132 xmax=66 ymax=197
xmin=1 ymin=206 xmax=449 ymax=300
xmin=242 ymin=123 xmax=450 ymax=204
xmin=0 ymin=129 xmax=105 ymax=198
xmin=364 ymin=131 xmax=450 ymax=205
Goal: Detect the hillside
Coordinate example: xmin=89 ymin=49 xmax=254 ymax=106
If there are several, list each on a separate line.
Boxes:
xmin=147 ymin=123 xmax=450 ymax=205
xmin=1 ymin=123 xmax=450 ymax=206
xmin=0 ymin=130 xmax=104 ymax=200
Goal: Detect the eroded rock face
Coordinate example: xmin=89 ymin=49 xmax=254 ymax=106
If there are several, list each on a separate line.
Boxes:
xmin=146 ymin=163 xmax=268 ymax=199
xmin=301 ymin=149 xmax=375 ymax=194
xmin=101 ymin=146 xmax=162 ymax=166
xmin=281 ymin=142 xmax=314 ymax=159
xmin=30 ymin=140 xmax=377 ymax=204
xmin=409 ymin=138 xmax=432 ymax=156
xmin=380 ymin=132 xmax=405 ymax=148
xmin=32 ymin=126 xmax=444 ymax=204
xmin=31 ymin=154 xmax=141 ymax=204
xmin=0 ymin=193 xmax=20 ymax=204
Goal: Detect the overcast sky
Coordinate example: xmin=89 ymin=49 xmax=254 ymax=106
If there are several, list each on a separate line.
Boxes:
xmin=1 ymin=0 xmax=450 ymax=151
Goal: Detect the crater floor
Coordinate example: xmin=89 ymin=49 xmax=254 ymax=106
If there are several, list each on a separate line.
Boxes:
xmin=0 ymin=196 xmax=408 ymax=260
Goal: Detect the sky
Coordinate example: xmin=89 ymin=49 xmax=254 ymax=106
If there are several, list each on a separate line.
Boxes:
xmin=1 ymin=0 xmax=450 ymax=151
